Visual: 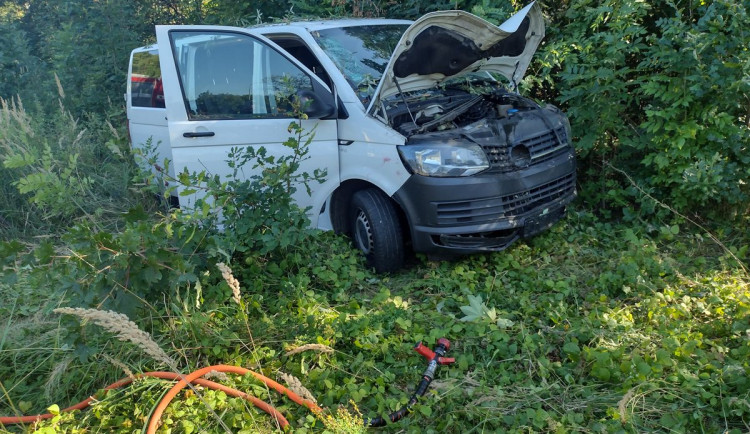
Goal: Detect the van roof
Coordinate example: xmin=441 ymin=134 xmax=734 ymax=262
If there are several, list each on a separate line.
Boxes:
xmin=131 ymin=18 xmax=413 ymax=53
xmin=251 ymin=18 xmax=413 ymax=33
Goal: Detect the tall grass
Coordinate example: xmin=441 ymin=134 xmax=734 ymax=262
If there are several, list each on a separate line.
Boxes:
xmin=0 ymin=270 xmax=132 ymax=418
xmin=0 ymin=95 xmax=150 ymax=240
xmin=0 ymin=91 xmax=161 ymax=426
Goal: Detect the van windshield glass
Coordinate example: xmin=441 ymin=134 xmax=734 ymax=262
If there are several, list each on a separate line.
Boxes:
xmin=312 ymin=25 xmax=408 ymax=105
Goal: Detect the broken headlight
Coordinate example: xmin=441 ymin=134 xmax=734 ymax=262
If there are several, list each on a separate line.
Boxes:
xmin=398 ymin=142 xmax=489 ymax=177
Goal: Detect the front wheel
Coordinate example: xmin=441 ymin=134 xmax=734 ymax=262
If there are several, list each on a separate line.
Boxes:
xmin=350 ymin=189 xmax=404 ymax=273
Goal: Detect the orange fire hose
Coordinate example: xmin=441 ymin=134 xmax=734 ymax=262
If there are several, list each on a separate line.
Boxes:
xmin=146 ymin=365 xmax=322 ymax=433
xmin=1 ymin=365 xmax=322 ymax=431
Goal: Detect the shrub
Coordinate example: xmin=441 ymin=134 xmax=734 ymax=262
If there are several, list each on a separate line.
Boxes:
xmin=534 ymin=0 xmax=750 ymax=220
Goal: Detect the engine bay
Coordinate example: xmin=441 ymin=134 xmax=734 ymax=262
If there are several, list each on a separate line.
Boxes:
xmin=387 ymin=84 xmax=572 ymax=174
xmin=385 ymin=86 xmax=542 ymax=137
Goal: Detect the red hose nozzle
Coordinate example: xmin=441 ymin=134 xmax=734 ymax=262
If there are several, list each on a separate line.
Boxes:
xmin=414 ymin=340 xmax=455 ymax=365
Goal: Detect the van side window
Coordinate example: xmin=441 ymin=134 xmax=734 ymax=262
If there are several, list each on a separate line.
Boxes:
xmin=131 ymin=50 xmax=165 ymax=108
xmin=169 ymin=31 xmax=314 ymax=120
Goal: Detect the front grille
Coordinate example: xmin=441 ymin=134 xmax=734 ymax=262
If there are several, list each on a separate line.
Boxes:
xmin=434 ymin=173 xmax=575 ymax=226
xmin=481 ymin=127 xmax=569 ymax=171
xmin=520 ymin=128 xmax=569 ymax=165
xmin=501 ymin=173 xmax=575 ymax=215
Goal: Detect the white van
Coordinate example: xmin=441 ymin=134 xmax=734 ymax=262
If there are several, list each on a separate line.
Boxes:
xmin=127 ymin=3 xmax=576 ymax=272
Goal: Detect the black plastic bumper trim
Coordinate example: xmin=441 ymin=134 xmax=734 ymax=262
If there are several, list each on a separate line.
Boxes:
xmin=392 ymin=149 xmax=576 ymax=255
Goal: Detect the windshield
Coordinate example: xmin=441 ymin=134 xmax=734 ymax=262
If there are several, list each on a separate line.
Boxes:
xmin=312 ymin=25 xmax=409 ymax=105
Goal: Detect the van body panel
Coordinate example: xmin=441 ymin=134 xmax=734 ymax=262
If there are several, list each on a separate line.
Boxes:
xmin=338 ymin=143 xmax=410 ymax=196
xmin=127 ymin=115 xmax=169 ymax=162
xmin=127 ymin=47 xmax=173 ymax=179
xmin=169 ymin=119 xmax=339 ymax=228
xmin=370 ymin=3 xmax=544 ymax=109
xmin=154 ymin=25 xmax=340 ymax=228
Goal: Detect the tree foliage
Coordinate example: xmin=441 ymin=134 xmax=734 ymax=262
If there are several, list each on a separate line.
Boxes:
xmin=0 ymin=18 xmax=41 ymax=102
xmin=534 ymin=0 xmax=749 ymax=219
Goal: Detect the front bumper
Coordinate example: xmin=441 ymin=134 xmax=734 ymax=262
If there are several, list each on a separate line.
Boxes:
xmin=392 ymin=149 xmax=576 ymax=254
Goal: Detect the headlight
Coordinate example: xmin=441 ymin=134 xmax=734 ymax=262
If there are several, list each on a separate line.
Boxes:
xmin=398 ymin=142 xmax=489 ymax=177
xmin=562 ymin=115 xmax=572 ymax=146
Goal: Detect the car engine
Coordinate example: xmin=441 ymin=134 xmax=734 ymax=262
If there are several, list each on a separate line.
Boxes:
xmin=386 ymin=86 xmax=572 ymax=173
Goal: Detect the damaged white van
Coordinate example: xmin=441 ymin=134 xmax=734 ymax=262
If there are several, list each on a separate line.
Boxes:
xmin=127 ymin=2 xmax=576 ymax=272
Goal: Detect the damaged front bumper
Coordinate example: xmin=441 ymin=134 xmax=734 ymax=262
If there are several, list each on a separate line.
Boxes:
xmin=392 ymin=148 xmax=576 ymax=254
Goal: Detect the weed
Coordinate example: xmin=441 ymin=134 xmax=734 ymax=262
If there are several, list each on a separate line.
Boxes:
xmin=320 ymin=403 xmax=366 ymax=434
xmin=217 ymin=262 xmax=242 ymax=305
xmin=285 ymin=344 xmax=334 ymax=357
xmin=53 ymin=307 xmax=177 ymax=368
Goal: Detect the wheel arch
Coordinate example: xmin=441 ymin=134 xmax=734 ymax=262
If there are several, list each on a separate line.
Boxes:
xmin=330 ymin=179 xmax=410 ymax=243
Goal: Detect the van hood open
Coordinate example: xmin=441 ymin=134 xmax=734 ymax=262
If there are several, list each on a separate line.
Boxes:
xmin=368 ymin=2 xmax=544 ymax=113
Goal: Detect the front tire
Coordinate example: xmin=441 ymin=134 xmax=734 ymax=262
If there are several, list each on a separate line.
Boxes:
xmin=350 ymin=189 xmax=404 ymax=273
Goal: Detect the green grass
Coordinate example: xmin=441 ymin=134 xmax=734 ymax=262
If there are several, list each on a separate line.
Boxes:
xmin=1 ymin=210 xmax=748 ymax=433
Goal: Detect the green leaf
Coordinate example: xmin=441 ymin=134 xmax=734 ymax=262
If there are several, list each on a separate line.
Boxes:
xmin=47 ymin=404 xmax=60 ymax=415
xmin=496 ymin=317 xmax=514 ymax=329
xmin=459 ymin=294 xmax=486 ymax=322
xmin=182 ymin=420 xmax=196 ymax=434
xmin=563 ymin=342 xmax=580 ymax=355
xmin=3 ymin=151 xmax=36 ymax=168
xmin=593 ymin=367 xmax=611 ymax=381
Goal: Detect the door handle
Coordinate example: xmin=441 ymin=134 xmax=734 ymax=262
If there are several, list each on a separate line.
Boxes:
xmin=183 ymin=131 xmax=215 ymax=138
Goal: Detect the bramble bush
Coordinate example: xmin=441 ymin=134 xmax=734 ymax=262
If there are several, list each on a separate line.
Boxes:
xmin=531 ymin=0 xmax=749 ymax=220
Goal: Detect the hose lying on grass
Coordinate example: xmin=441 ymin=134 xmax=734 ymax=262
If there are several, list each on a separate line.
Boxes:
xmin=2 ymin=340 xmax=452 ymax=431
xmin=0 ymin=364 xmax=321 ymax=432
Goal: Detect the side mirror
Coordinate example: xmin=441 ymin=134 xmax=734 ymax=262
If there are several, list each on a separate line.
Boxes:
xmin=296 ymin=89 xmax=335 ymax=119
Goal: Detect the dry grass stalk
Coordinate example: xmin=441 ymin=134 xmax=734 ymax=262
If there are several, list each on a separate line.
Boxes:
xmin=217 ymin=262 xmax=241 ymax=304
xmin=469 ymin=394 xmax=498 ymax=407
xmin=100 ymin=353 xmax=136 ymax=380
xmin=71 ymin=128 xmax=87 ymax=147
xmin=284 ymin=343 xmax=334 ymax=357
xmin=44 ymin=356 xmax=72 ymax=400
xmin=617 ymin=388 xmax=636 ymax=423
xmin=195 ymin=280 xmax=203 ymax=309
xmin=1 ymin=96 xmax=33 ymax=138
xmin=54 ymin=307 xmax=177 ymax=367
xmin=54 ymin=73 xmax=65 ymax=99
xmin=0 ymin=97 xmax=7 ymax=126
xmin=429 ymin=378 xmax=456 ymax=391
xmin=105 ymin=119 xmax=120 ymax=140
xmin=278 ymin=372 xmax=317 ymax=404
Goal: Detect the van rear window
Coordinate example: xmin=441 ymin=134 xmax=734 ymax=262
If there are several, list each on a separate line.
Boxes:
xmin=131 ymin=50 xmax=165 ymax=108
